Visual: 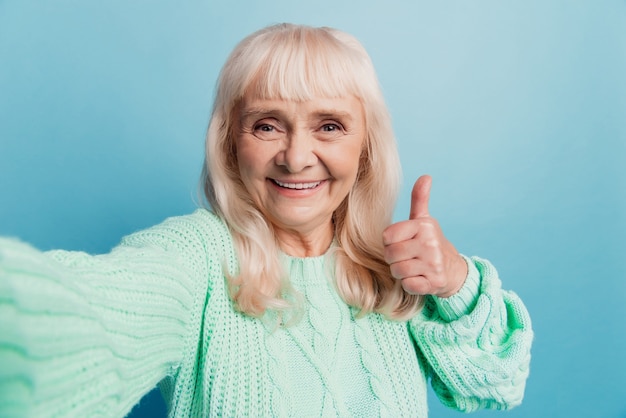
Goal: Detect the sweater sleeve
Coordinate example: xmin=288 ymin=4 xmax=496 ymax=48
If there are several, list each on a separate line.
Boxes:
xmin=408 ymin=256 xmax=533 ymax=412
xmin=0 ymin=212 xmax=217 ymax=418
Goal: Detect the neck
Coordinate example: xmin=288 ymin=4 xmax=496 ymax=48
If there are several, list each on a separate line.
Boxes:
xmin=274 ymin=222 xmax=334 ymax=257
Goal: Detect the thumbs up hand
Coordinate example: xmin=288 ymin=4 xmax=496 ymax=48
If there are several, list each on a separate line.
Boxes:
xmin=383 ymin=175 xmax=468 ymax=298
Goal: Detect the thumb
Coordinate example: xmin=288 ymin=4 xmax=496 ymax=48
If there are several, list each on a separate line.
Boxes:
xmin=409 ymin=175 xmax=432 ymax=219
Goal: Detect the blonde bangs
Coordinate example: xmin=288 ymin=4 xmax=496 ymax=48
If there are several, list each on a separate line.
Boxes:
xmin=240 ymin=26 xmax=370 ymax=103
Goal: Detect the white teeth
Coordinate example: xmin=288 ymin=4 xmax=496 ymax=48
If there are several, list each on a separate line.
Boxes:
xmin=274 ymin=180 xmax=321 ymax=189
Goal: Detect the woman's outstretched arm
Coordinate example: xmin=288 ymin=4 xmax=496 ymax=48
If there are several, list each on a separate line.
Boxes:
xmin=0 ymin=212 xmax=214 ymax=417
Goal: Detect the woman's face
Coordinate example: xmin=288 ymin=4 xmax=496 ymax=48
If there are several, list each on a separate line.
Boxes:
xmin=234 ymin=94 xmax=366 ymax=239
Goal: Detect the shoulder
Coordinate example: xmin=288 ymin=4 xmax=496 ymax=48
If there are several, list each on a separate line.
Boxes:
xmin=120 ymin=209 xmax=230 ymax=247
xmin=116 ymin=208 xmax=236 ymax=270
xmin=145 ymin=208 xmax=228 ymax=235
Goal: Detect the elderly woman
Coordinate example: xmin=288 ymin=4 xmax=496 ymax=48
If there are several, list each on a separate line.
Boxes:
xmin=0 ymin=23 xmax=532 ymax=417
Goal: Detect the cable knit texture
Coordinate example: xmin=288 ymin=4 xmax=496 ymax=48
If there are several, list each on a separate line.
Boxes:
xmin=0 ymin=209 xmax=533 ymax=417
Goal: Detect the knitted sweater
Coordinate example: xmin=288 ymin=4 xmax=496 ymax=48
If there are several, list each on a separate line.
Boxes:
xmin=0 ymin=209 xmax=533 ymax=417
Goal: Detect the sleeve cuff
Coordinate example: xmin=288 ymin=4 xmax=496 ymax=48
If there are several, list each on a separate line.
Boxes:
xmin=432 ymin=255 xmax=481 ymax=322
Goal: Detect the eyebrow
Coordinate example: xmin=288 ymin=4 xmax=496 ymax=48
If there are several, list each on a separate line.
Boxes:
xmin=239 ymin=107 xmax=281 ymax=120
xmin=239 ymin=107 xmax=355 ymax=122
xmin=313 ymin=110 xmax=354 ymax=121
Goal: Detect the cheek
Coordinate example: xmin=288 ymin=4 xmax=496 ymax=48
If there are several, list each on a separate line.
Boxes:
xmin=236 ymin=140 xmax=263 ymax=176
xmin=235 ymin=157 xmax=264 ymax=206
xmin=234 ymin=147 xmax=259 ymax=198
xmin=235 ymin=140 xmax=278 ymax=196
xmin=338 ymin=142 xmax=365 ymax=179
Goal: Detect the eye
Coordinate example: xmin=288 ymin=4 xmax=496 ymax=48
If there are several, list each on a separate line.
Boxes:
xmin=321 ymin=123 xmax=341 ymax=132
xmin=255 ymin=123 xmax=275 ymax=132
xmin=250 ymin=120 xmax=283 ymax=140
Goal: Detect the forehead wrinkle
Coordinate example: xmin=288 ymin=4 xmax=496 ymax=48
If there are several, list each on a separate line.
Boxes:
xmin=237 ymin=96 xmax=362 ymax=129
xmin=238 ymin=106 xmax=285 ymax=124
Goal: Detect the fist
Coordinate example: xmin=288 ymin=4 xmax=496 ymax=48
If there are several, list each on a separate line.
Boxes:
xmin=383 ymin=175 xmax=467 ymax=298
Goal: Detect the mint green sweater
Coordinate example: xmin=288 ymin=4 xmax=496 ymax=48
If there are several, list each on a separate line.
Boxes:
xmin=0 ymin=210 xmax=533 ymax=417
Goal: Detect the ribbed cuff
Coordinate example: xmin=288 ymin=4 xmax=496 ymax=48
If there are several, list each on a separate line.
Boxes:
xmin=432 ymin=255 xmax=481 ymax=322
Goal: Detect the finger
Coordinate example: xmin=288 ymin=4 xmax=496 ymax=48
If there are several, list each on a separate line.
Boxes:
xmin=388 ymin=258 xmax=428 ymax=280
xmin=382 ymin=219 xmax=418 ymax=246
xmin=400 ymin=276 xmax=433 ymax=295
xmin=384 ymin=231 xmax=434 ymax=264
xmin=409 ymin=175 xmax=432 ymax=220
xmin=384 ymin=238 xmax=417 ymax=264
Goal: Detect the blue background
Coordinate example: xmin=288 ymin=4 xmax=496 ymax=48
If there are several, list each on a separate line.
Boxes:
xmin=1 ymin=1 xmax=625 ymax=417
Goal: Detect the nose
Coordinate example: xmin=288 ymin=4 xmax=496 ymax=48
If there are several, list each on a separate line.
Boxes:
xmin=276 ymin=131 xmax=318 ymax=173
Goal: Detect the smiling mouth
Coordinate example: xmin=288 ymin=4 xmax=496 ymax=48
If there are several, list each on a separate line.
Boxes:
xmin=272 ymin=179 xmax=323 ymax=190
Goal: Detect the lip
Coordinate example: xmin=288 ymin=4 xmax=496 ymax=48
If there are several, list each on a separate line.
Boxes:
xmin=268 ymin=178 xmax=327 ymax=194
xmin=272 ymin=179 xmax=323 ymax=189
